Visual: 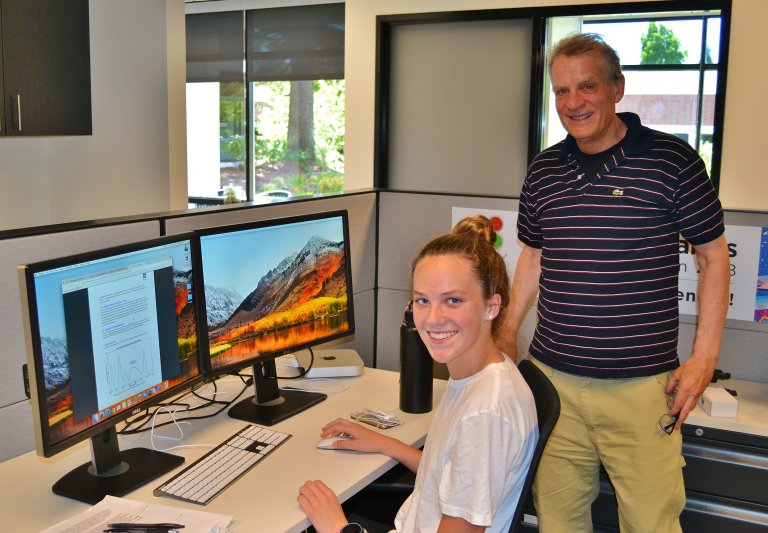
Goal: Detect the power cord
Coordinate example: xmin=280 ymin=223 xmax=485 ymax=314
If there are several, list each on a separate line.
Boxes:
xmin=276 ymin=348 xmax=316 ymax=380
xmin=119 ymin=375 xmax=250 ymax=435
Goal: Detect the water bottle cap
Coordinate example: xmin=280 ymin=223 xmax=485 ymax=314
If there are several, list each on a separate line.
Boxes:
xmin=403 ymin=302 xmax=415 ymax=326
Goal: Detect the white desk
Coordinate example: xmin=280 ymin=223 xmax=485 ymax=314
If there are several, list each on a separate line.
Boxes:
xmin=0 ymin=368 xmax=446 ymax=533
xmin=685 ymin=378 xmax=768 ymax=437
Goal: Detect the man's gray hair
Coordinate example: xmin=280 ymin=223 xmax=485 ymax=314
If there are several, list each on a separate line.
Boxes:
xmin=548 ymin=32 xmax=623 ymax=83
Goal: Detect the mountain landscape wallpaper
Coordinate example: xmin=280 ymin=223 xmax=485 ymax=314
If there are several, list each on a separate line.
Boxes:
xmin=203 ymin=225 xmax=351 ymax=371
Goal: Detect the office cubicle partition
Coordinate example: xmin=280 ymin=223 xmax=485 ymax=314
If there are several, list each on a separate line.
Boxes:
xmin=1 ymin=190 xmax=767 ymax=462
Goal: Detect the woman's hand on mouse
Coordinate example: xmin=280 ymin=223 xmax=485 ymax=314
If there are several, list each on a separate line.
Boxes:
xmin=320 ymin=418 xmax=388 ymax=453
xmin=320 ymin=418 xmax=423 ymax=472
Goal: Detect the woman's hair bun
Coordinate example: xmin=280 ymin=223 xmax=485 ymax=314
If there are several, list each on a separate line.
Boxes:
xmin=451 ymin=215 xmax=496 ymax=246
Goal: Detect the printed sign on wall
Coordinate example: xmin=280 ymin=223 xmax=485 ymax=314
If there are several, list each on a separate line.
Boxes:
xmin=679 ymin=225 xmax=762 ymax=321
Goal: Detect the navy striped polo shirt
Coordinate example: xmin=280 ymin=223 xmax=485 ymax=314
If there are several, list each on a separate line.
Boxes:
xmin=518 ymin=112 xmax=724 ymax=378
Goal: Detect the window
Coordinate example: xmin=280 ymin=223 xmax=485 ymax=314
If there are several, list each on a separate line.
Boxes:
xmin=539 ymin=5 xmax=728 ymax=185
xmin=186 ymin=4 xmax=345 ymax=205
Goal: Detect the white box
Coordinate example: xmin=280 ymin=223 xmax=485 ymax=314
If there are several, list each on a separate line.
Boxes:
xmin=297 ymin=349 xmax=364 ymax=378
xmin=698 ymin=386 xmax=738 ymax=417
xmin=277 ymin=349 xmax=365 ymax=378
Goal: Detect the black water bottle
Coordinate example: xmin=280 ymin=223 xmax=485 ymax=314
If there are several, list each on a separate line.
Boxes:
xmin=399 ymin=302 xmax=433 ymax=413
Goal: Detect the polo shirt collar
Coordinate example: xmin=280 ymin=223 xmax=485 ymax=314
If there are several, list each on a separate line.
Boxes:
xmin=560 ymin=112 xmax=654 ymax=160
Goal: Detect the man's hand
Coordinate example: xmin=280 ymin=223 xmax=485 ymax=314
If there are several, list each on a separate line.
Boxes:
xmin=666 ymin=235 xmax=729 ymax=428
xmin=665 ymin=354 xmax=717 ymax=428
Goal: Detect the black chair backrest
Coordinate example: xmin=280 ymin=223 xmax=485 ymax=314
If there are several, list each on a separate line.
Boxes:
xmin=510 ymin=359 xmax=561 ymax=532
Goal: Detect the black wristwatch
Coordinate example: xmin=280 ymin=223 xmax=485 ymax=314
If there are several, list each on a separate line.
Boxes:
xmin=339 ymin=523 xmax=366 ymax=533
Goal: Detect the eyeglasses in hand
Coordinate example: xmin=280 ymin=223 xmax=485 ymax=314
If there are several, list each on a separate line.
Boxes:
xmin=659 ymin=393 xmax=678 ymax=435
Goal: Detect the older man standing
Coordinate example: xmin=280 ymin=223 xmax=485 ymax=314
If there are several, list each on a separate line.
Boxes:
xmin=501 ymin=33 xmax=730 ymax=532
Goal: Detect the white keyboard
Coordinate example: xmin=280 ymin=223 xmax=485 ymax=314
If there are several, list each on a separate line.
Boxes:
xmin=154 ymin=424 xmax=291 ymax=505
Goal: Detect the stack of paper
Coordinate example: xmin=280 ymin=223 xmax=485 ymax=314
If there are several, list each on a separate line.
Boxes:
xmin=41 ymin=495 xmax=233 ymax=533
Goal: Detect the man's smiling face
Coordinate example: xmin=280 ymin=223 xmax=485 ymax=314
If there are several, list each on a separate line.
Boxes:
xmin=551 ymin=49 xmax=625 ymax=154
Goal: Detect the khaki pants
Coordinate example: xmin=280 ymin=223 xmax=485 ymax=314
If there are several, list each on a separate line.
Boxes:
xmin=531 ymin=358 xmax=685 ymax=533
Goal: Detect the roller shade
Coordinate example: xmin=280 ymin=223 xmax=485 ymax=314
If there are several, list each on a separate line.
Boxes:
xmin=246 ymin=3 xmax=344 ymax=82
xmin=186 ymin=11 xmax=244 ymax=83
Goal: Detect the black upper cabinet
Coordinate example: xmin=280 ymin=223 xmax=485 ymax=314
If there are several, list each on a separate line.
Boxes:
xmin=0 ymin=0 xmax=92 ymax=136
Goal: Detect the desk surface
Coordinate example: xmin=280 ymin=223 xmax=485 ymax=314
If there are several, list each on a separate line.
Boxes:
xmin=685 ymin=378 xmax=768 ymax=438
xmin=0 ymin=368 xmax=446 ymax=533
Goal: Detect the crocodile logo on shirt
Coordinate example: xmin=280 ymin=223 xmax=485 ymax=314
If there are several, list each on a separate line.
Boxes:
xmin=612 ymin=188 xmax=624 ymax=196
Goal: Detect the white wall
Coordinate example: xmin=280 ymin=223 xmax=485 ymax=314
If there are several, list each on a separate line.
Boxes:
xmin=0 ymin=140 xmax=49 ymax=228
xmin=343 ymin=0 xmax=768 ymax=212
xmin=717 ymin=0 xmax=765 ymax=211
xmin=0 ymin=0 xmax=187 ymax=231
xmin=0 ymin=0 xmax=763 ymax=232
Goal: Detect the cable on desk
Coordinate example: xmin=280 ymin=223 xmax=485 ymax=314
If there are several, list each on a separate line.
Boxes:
xmin=148 ymin=404 xmax=220 ymax=453
xmin=119 ymin=376 xmax=250 ymax=435
xmin=275 ymin=347 xmax=316 ymax=380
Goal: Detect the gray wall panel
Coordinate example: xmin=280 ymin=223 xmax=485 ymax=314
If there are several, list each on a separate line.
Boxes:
xmin=0 ymin=400 xmax=34 ymax=462
xmin=679 ymin=321 xmax=768 ymax=383
xmin=377 ymin=192 xmax=519 ymax=291
xmin=376 ymin=288 xmax=411 ymax=372
xmin=320 ymin=288 xmax=375 ymax=369
xmin=377 ymin=192 xmax=526 ymax=367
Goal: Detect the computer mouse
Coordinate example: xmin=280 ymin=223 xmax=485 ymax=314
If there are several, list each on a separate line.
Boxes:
xmin=315 ymin=435 xmax=352 ymax=450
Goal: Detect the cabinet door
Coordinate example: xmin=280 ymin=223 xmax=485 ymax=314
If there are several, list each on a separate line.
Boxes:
xmin=1 ymin=0 xmax=91 ymax=136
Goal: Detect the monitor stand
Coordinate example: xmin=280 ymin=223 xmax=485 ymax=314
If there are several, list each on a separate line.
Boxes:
xmin=52 ymin=427 xmax=183 ymax=504
xmin=228 ymin=358 xmax=326 ymax=426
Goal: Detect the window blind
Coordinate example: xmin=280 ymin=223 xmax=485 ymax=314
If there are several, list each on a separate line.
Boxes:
xmin=186 ymin=10 xmax=244 ymax=83
xmin=246 ymin=3 xmax=344 ymax=82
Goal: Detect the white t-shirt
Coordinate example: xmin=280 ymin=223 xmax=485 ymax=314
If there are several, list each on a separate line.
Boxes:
xmin=393 ymin=356 xmax=538 ymax=532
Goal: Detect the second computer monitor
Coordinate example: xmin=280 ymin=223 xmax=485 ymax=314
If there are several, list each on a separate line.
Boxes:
xmin=195 ymin=210 xmax=355 ymax=424
xmin=19 ymin=234 xmax=202 ymax=503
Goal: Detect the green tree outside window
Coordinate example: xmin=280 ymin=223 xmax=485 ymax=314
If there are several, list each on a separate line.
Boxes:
xmin=640 ymin=22 xmax=687 ymax=64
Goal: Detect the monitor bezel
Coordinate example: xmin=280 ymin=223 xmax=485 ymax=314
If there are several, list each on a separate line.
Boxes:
xmin=19 ymin=232 xmax=205 ymax=459
xmin=193 ymin=209 xmax=356 ymax=379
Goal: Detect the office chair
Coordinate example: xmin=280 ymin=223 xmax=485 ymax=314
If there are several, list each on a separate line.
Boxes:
xmin=356 ymin=359 xmax=560 ymax=532
xmin=510 ymin=358 xmax=561 ymax=532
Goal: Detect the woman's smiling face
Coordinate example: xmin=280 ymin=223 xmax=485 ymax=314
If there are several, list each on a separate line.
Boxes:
xmin=412 ymin=254 xmax=498 ymax=378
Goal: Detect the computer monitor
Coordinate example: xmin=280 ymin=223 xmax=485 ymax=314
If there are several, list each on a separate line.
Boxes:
xmin=195 ymin=210 xmax=355 ymax=425
xmin=18 ymin=234 xmax=202 ymax=504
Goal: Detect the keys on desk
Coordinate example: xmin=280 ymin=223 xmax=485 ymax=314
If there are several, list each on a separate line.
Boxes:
xmin=154 ymin=424 xmax=291 ymax=505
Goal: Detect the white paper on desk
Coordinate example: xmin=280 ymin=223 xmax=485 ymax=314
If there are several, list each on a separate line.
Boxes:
xmin=40 ymin=495 xmax=233 ymax=533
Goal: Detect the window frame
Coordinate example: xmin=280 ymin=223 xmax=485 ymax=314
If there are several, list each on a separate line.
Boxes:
xmin=185 ymin=4 xmax=345 ymax=205
xmin=373 ymin=0 xmax=731 ymax=192
xmin=529 ymin=0 xmax=731 ymax=190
